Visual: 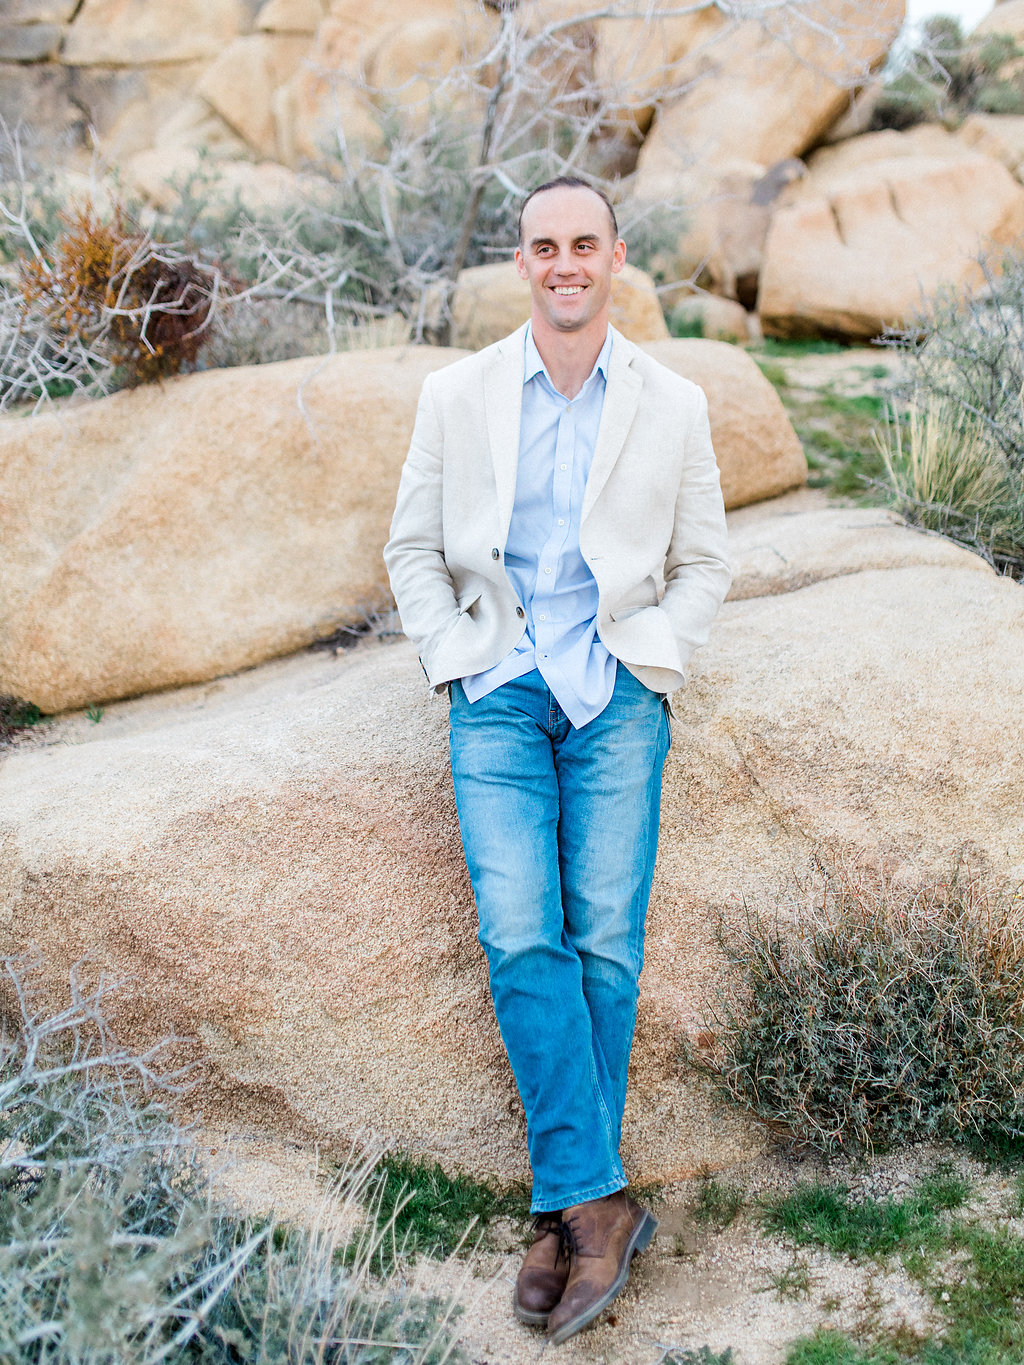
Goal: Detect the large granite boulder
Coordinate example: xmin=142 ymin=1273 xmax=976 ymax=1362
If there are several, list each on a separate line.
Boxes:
xmin=256 ymin=0 xmax=327 ymax=32
xmin=0 ymin=346 xmax=467 ymax=714
xmin=667 ymin=294 xmax=757 ymax=344
xmin=441 ymin=260 xmax=670 ymax=350
xmin=1 ymin=498 xmax=1020 ymax=1185
xmin=641 ymin=339 xmax=806 ymax=510
xmin=959 ymin=112 xmax=1024 ymax=182
xmin=758 ymin=133 xmax=1024 ymax=339
xmin=62 ymin=0 xmax=247 ymax=65
xmin=4 ymin=1 xmax=79 ymax=19
xmin=633 ymin=0 xmax=905 ymax=203
xmin=0 ymin=337 xmax=802 ymax=713
xmin=196 ymin=33 xmax=313 ymax=161
xmin=974 ymin=0 xmax=1024 ymax=39
xmin=653 ymin=158 xmax=807 ymax=309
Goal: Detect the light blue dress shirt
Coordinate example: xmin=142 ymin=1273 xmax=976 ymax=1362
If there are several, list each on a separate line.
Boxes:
xmin=461 ymin=326 xmax=618 ymax=728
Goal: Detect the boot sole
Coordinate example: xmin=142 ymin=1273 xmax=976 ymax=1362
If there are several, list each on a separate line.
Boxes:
xmin=547 ymin=1210 xmax=658 ymax=1346
xmin=511 ymin=1292 xmax=551 ymax=1328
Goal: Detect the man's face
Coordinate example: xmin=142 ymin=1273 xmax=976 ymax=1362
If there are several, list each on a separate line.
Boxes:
xmin=514 ymin=185 xmax=626 ymax=335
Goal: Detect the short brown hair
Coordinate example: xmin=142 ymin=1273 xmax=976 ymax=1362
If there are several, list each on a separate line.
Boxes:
xmin=517 ymin=176 xmax=619 ymax=245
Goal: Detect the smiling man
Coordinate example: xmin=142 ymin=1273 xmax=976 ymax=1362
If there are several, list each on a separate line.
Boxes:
xmin=384 ymin=177 xmax=731 ymax=1343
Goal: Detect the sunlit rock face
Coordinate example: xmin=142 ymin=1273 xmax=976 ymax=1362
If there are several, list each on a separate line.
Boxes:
xmin=2 ymin=497 xmax=1020 ymax=1184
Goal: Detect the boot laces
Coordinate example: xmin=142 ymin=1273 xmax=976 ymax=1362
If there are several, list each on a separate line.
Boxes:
xmin=533 ymin=1214 xmax=575 ymax=1262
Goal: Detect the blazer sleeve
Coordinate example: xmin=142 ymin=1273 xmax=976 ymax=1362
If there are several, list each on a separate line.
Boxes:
xmin=658 ymin=385 xmax=732 ymax=667
xmin=383 ymin=374 xmax=461 ymax=671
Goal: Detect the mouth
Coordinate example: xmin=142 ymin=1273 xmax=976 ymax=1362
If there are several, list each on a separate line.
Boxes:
xmin=551 ymin=285 xmax=586 ymax=295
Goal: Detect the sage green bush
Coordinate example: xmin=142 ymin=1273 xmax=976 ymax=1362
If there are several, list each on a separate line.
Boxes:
xmin=870 ymin=16 xmax=1024 ymax=132
xmin=688 ymin=866 xmax=1024 ymax=1156
xmin=0 ymin=959 xmax=462 ymax=1364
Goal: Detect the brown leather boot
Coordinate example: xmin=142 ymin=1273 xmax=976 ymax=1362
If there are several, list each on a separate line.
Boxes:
xmin=546 ymin=1191 xmax=657 ymax=1344
xmin=512 ymin=1213 xmax=570 ymax=1327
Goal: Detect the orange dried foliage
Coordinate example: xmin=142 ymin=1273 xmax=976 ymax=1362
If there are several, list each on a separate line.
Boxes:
xmin=18 ymin=202 xmax=221 ymax=385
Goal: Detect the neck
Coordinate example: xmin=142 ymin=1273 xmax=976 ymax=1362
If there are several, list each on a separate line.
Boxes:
xmin=530 ymin=315 xmax=609 ymax=401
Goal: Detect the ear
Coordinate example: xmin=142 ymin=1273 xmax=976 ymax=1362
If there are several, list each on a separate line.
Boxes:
xmin=611 ymin=237 xmax=626 ymax=275
xmin=514 ymin=246 xmax=528 ymax=280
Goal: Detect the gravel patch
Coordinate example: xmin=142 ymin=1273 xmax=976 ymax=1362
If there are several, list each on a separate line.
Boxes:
xmin=193 ymin=1129 xmax=1015 ymax=1365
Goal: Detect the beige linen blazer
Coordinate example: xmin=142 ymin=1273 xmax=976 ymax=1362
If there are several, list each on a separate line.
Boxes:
xmin=384 ymin=323 xmax=732 ymax=696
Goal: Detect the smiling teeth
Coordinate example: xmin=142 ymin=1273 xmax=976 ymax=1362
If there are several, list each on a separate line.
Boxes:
xmin=553 ymin=286 xmax=584 ymax=294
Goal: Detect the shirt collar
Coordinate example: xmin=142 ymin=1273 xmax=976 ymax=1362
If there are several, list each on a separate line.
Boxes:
xmin=523 ymin=323 xmax=612 ymax=392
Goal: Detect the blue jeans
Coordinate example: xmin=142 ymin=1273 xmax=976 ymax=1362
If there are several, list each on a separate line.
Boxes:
xmin=448 ymin=664 xmax=671 ymax=1213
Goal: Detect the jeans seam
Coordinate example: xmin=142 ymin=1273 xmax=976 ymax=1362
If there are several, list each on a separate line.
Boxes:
xmin=587 ymin=1040 xmax=619 ymax=1162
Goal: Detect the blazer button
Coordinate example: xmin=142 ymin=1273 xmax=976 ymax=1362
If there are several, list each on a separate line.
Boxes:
xmin=491 ymin=547 xmax=500 ymax=560
xmin=516 ymin=606 xmax=525 ymax=618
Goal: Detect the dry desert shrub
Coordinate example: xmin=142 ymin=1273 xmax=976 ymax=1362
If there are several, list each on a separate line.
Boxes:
xmin=0 ymin=958 xmax=463 ymax=1364
xmin=3 ymin=201 xmax=232 ymax=409
xmin=877 ymin=393 xmax=1024 ymax=580
xmin=689 ymin=862 xmax=1024 ymax=1156
xmin=871 ymin=16 xmax=1024 ymax=131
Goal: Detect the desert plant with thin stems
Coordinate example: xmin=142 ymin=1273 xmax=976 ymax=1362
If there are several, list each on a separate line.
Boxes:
xmin=686 ymin=859 xmax=1024 ymax=1156
xmin=0 ymin=2 xmax=903 ymax=380
xmin=197 ymin=0 xmax=901 ymax=346
xmin=0 ymin=124 xmax=293 ymax=410
xmin=871 ymin=15 xmax=1024 ymax=132
xmin=884 ymin=254 xmax=1024 ymax=479
xmin=876 ymin=394 xmax=1024 ymax=578
xmin=0 ymin=956 xmax=465 ymax=1364
xmin=877 ymin=252 xmax=1024 ymax=578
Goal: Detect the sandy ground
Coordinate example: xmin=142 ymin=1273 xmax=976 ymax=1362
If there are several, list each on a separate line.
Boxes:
xmin=195 ymin=1124 xmax=1020 ymax=1365
xmin=756 ymin=345 xmax=905 ymax=401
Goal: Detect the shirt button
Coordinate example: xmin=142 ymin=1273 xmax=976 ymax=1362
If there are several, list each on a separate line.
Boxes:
xmin=544 ymin=567 xmax=552 ymax=574
xmin=516 ymin=606 xmax=525 ymax=618
xmin=539 ymin=614 xmax=546 ymax=622
xmin=558 ymin=518 xmax=565 ymax=526
xmin=560 ymin=463 xmax=567 ymax=471
xmin=491 ymin=547 xmax=499 ymax=560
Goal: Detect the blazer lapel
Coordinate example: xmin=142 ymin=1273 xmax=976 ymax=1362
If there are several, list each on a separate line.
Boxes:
xmin=581 ymin=328 xmax=643 ymax=523
xmin=484 ymin=324 xmax=527 ymax=540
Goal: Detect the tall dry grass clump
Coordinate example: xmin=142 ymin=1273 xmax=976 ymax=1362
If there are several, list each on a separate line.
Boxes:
xmin=881 ymin=253 xmax=1024 ymax=579
xmin=688 ymin=862 xmax=1024 ymax=1156
xmin=877 ymin=394 xmax=1024 ymax=578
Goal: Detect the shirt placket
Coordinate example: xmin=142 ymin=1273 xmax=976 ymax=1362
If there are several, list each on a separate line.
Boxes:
xmin=532 ymin=396 xmax=576 ymax=668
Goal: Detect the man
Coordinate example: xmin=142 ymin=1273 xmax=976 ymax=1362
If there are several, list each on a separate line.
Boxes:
xmin=384 ymin=177 xmax=731 ymax=1343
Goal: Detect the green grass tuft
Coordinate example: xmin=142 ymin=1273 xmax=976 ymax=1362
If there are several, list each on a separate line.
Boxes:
xmin=759 ymin=1169 xmax=970 ymax=1261
xmin=755 ymin=359 xmax=789 ymax=389
xmin=937 ymin=1224 xmax=1024 ymax=1360
xmin=786 ymin=1329 xmax=899 ymax=1365
xmin=0 ymin=694 xmax=44 ymax=744
xmin=877 ymin=395 xmax=1024 ymax=580
xmin=758 ymin=338 xmax=848 ymax=358
xmin=774 ymin=1163 xmax=1024 ymax=1365
xmin=692 ymin=1175 xmax=745 ymax=1229
xmin=355 ymin=1152 xmax=529 ymax=1272
xmin=662 ymin=1348 xmax=737 ymax=1365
